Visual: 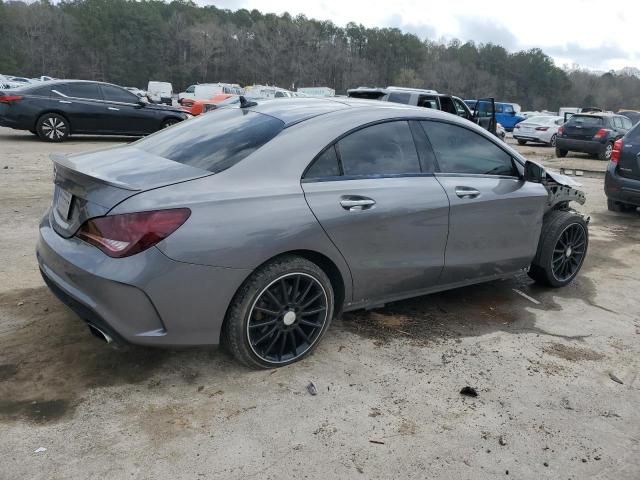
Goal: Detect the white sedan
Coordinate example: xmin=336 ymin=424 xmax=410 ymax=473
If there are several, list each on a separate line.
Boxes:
xmin=513 ymin=116 xmax=565 ymax=146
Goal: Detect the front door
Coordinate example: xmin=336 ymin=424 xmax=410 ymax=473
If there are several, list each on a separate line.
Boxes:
xmin=301 ymin=120 xmax=450 ymax=303
xmin=419 ymin=120 xmax=548 ymax=284
xmin=100 ymin=84 xmax=156 ymax=134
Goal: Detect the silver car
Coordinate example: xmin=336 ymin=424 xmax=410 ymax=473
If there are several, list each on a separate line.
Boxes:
xmin=37 ymin=98 xmax=589 ymax=368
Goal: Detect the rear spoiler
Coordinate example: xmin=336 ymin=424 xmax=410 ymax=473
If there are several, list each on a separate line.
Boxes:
xmin=50 ymin=153 xmax=141 ymax=191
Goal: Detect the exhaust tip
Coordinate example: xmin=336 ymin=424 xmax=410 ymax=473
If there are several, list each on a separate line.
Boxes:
xmin=87 ymin=323 xmax=113 ymax=344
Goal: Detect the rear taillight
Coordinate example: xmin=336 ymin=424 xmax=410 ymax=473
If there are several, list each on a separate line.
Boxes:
xmin=0 ymin=95 xmax=23 ymax=104
xmin=76 ymin=208 xmax=191 ymax=258
xmin=514 ymin=124 xmax=520 ymax=129
xmin=535 ymin=127 xmax=549 ymax=131
xmin=594 ymin=128 xmax=607 ymax=139
xmin=611 ymin=139 xmax=623 ymax=164
xmin=558 ymin=126 xmax=564 ymax=135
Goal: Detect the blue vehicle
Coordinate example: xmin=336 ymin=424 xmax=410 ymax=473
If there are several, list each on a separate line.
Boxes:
xmin=465 ymin=100 xmax=525 ymax=131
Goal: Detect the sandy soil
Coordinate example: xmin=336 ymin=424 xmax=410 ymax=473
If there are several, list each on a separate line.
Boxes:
xmin=1 ymin=128 xmax=639 ymax=479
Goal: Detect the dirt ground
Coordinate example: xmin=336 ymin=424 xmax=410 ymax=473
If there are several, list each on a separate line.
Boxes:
xmin=1 ymin=128 xmax=639 ymax=479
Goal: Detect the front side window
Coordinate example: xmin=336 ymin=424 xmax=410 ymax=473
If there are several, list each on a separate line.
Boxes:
xmin=422 ymin=121 xmax=517 ymax=176
xmin=134 ymin=109 xmax=284 ymax=173
xmin=101 ymin=84 xmax=138 ymax=103
xmin=503 ymin=104 xmax=514 ymax=114
xmin=621 ymin=117 xmax=633 ymax=129
xmin=337 ymin=121 xmax=420 ymax=176
xmin=186 ymin=85 xmax=195 ymax=93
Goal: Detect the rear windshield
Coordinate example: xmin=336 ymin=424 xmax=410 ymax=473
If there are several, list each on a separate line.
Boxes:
xmin=567 ymin=115 xmax=603 ymax=126
xmin=134 ymin=109 xmax=284 ymax=173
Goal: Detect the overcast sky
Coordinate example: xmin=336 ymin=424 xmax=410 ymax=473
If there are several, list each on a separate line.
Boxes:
xmin=201 ymin=0 xmax=639 ymax=71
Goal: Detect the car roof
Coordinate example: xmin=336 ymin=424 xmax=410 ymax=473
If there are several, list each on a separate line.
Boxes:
xmin=244 ymin=97 xmax=460 ymax=127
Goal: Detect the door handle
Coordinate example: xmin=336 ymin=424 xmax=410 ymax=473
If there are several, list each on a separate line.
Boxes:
xmin=455 ymin=187 xmax=481 ymax=199
xmin=108 ymin=107 xmax=120 ymax=111
xmin=58 ymin=100 xmax=72 ymax=104
xmin=340 ymin=196 xmax=376 ymax=211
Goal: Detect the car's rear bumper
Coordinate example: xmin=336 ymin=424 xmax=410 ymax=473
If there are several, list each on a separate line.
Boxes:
xmin=36 ymin=210 xmax=250 ymax=346
xmin=605 ymin=165 xmax=640 ymax=207
xmin=513 ymin=132 xmax=549 ymax=143
xmin=556 ymin=137 xmax=604 ymax=154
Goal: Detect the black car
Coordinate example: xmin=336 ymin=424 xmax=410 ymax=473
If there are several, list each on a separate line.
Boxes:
xmin=0 ymin=80 xmax=189 ymax=142
xmin=605 ymin=123 xmax=640 ymax=212
xmin=555 ymin=112 xmax=633 ymax=161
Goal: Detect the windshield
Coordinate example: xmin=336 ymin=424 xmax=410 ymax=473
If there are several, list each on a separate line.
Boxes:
xmin=567 ymin=115 xmax=603 ymax=126
xmin=134 ymin=108 xmax=284 ymax=173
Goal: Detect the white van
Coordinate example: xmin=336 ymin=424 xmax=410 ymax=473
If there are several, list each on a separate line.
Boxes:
xmin=147 ymin=81 xmax=173 ymax=105
xmin=192 ymin=83 xmax=244 ymax=100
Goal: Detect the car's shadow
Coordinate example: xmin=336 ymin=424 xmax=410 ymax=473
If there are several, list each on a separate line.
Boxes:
xmin=0 ymin=131 xmax=140 ymax=143
xmin=0 ymin=266 xmax=604 ymax=425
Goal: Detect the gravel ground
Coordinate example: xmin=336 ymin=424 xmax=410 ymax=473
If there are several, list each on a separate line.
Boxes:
xmin=1 ymin=128 xmax=639 ymax=479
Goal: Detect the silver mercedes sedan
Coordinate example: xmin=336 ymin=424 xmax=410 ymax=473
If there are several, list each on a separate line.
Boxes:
xmin=37 ymin=98 xmax=589 ymax=368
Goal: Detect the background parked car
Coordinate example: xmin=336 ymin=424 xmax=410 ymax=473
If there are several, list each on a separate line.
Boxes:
xmin=467 ymin=100 xmax=524 ymax=131
xmin=513 ymin=116 xmax=565 ymax=146
xmin=124 ymin=87 xmax=148 ymax=98
xmin=181 ymin=93 xmax=238 ymax=116
xmin=178 ymin=83 xmax=244 ymax=104
xmin=556 ymin=112 xmax=632 ymax=161
xmin=618 ymin=110 xmax=640 ymax=126
xmin=0 ymin=80 xmax=188 ymax=142
xmin=147 ymin=81 xmax=173 ymax=105
xmin=0 ymin=74 xmax=23 ymax=89
xmin=605 ymin=122 xmax=640 ymax=212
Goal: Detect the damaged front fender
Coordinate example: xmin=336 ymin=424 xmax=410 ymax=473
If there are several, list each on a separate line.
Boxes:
xmin=543 ymin=170 xmax=586 ymax=211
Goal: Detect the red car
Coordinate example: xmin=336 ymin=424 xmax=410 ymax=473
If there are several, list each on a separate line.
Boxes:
xmin=180 ymin=94 xmax=238 ymax=116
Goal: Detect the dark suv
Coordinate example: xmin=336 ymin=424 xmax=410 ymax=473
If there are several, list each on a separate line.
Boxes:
xmin=0 ymin=80 xmax=188 ymax=142
xmin=604 ymin=123 xmax=640 ymax=212
xmin=555 ymin=113 xmax=632 ymax=161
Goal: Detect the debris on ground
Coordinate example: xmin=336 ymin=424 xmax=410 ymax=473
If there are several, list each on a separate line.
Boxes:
xmin=499 ymin=436 xmax=507 ymax=446
xmin=306 ymin=381 xmax=318 ymax=396
xmin=609 ymin=373 xmax=624 ymax=385
xmin=34 ymin=447 xmax=47 ymax=454
xmin=460 ymin=386 xmax=478 ymax=397
xmin=369 ymin=439 xmax=385 ymax=445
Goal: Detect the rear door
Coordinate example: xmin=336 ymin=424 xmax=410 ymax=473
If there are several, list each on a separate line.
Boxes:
xmin=302 ymin=120 xmax=450 ymax=303
xmin=618 ymin=124 xmax=640 ymax=180
xmin=99 ymin=84 xmax=157 ymax=134
xmin=421 ymin=120 xmax=548 ymax=284
xmin=52 ymin=83 xmax=105 ymax=133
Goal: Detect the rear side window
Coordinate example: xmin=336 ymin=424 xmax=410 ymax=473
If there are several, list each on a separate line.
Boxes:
xmin=304 ymin=146 xmax=341 ymax=179
xmin=29 ymin=86 xmax=52 ymax=97
xmin=621 ymin=117 xmax=633 ymax=129
xmin=423 ymin=121 xmax=516 ymax=176
xmin=418 ymin=96 xmax=438 ymax=109
xmin=387 ymin=92 xmax=412 ymax=104
xmin=56 ymin=83 xmax=102 ymax=100
xmin=101 ymin=84 xmax=138 ymax=103
xmin=134 ymin=109 xmax=284 ymax=173
xmin=337 ymin=121 xmax=420 ymax=176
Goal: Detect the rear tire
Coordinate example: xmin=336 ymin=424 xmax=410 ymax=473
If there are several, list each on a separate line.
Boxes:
xmin=599 ymin=141 xmax=613 ymax=161
xmin=555 ymin=146 xmax=568 ymax=158
xmin=517 ymin=139 xmax=527 ymax=145
xmin=161 ymin=118 xmax=180 ymax=129
xmin=36 ymin=113 xmax=69 ymax=142
xmin=528 ymin=210 xmax=588 ymax=288
xmin=222 ymin=255 xmax=335 ymax=369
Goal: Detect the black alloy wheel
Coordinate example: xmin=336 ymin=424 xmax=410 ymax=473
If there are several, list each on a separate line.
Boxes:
xmin=550 ymin=223 xmax=587 ymax=283
xmin=247 ymin=272 xmax=328 ymax=364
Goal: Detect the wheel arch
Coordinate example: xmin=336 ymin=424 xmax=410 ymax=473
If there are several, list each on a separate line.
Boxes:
xmin=34 ymin=110 xmax=72 ymax=132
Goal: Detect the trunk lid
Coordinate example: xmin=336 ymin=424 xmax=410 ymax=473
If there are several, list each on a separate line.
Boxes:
xmin=563 ymin=115 xmax=604 ymax=140
xmin=50 ymin=145 xmax=211 ymax=237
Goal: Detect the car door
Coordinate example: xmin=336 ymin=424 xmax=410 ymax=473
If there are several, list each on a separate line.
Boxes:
xmin=99 ymin=84 xmax=156 ymax=134
xmin=420 ymin=120 xmax=548 ymax=284
xmin=301 ymin=120 xmax=450 ymax=304
xmin=51 ymin=82 xmax=105 ymax=133
xmin=472 ymin=98 xmax=497 ymax=135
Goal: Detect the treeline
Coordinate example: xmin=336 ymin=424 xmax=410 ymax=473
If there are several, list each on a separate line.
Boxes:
xmin=1 ymin=0 xmax=639 ymax=111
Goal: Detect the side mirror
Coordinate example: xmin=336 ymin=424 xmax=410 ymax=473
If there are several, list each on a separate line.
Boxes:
xmin=524 ymin=161 xmax=545 ymax=183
